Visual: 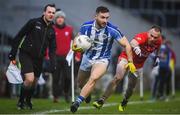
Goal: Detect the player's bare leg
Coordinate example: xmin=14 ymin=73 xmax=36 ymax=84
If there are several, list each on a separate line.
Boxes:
xmin=18 ymin=72 xmax=35 ymax=110
xmin=77 ymin=69 xmax=90 ymax=89
xmin=124 ymin=74 xmax=138 ymax=100
xmin=77 ymin=69 xmax=91 ymax=103
xmin=93 ymin=59 xmax=127 ymax=109
xmin=70 ymin=62 xmax=108 ymax=113
xmin=80 ymin=62 xmax=107 ymax=97
xmin=119 ymin=72 xmax=138 ymax=112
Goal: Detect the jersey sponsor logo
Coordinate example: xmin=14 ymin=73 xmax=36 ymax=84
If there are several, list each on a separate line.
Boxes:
xmin=95 ymin=33 xmax=107 ymax=44
xmin=55 ymin=32 xmax=58 ymax=36
xmin=137 ymin=37 xmax=142 ymax=40
xmin=65 ymin=31 xmax=69 ymax=36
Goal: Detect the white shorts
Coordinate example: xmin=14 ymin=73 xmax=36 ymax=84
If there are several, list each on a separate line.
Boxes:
xmin=80 ymin=55 xmax=109 ymax=71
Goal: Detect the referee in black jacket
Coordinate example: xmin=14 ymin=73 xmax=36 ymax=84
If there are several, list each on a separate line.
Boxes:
xmin=8 ymin=4 xmax=56 ymax=109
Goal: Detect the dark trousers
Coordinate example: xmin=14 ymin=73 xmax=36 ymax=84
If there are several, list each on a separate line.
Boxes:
xmin=152 ymin=74 xmax=160 ymax=98
xmin=19 ymin=51 xmax=43 ymax=102
xmin=52 ymin=56 xmax=71 ymax=98
xmin=152 ymin=67 xmax=171 ymax=98
xmin=158 ymin=67 xmax=171 ymax=97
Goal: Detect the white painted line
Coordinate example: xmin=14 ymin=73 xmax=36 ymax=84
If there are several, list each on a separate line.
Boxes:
xmin=37 ymin=98 xmax=180 ymax=114
xmin=37 ymin=99 xmax=156 ymax=114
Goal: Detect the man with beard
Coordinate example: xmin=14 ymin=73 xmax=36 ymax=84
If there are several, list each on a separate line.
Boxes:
xmin=8 ymin=4 xmax=56 ymax=109
xmin=70 ymin=6 xmax=136 ymax=113
xmin=93 ymin=25 xmax=162 ymax=112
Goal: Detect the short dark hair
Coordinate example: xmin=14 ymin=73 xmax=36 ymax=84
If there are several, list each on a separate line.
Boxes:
xmin=96 ymin=6 xmax=109 ymax=14
xmin=44 ymin=3 xmax=56 ymax=11
xmin=151 ymin=25 xmax=162 ymax=33
xmin=56 ymin=8 xmax=61 ymax=12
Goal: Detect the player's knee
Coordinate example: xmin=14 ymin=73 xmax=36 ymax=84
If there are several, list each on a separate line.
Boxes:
xmin=115 ymin=70 xmax=124 ymax=78
xmin=89 ymin=76 xmax=98 ymax=83
xmin=114 ymin=74 xmax=123 ymax=83
xmin=24 ymin=73 xmax=35 ymax=86
xmin=25 ymin=77 xmax=34 ymax=86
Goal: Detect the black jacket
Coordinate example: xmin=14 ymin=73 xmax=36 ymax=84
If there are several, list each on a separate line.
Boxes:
xmin=10 ymin=16 xmax=56 ymax=59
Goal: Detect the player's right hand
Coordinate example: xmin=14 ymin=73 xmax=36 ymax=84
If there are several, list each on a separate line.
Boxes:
xmin=72 ymin=44 xmax=83 ymax=52
xmin=125 ymin=62 xmax=136 ymax=73
xmin=133 ymin=46 xmax=141 ymax=56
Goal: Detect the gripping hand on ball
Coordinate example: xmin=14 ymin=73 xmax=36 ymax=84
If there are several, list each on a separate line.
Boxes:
xmin=72 ymin=44 xmax=83 ymax=52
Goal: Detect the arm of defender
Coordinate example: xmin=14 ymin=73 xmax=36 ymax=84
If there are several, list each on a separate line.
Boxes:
xmin=130 ymin=39 xmax=139 ymax=47
xmin=118 ymin=36 xmax=133 ymax=62
xmin=118 ymin=36 xmax=136 ymax=73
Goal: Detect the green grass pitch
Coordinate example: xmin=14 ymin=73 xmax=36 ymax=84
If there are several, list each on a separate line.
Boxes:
xmin=0 ymin=91 xmax=180 ymax=114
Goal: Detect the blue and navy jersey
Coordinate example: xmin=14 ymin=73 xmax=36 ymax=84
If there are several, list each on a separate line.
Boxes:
xmin=80 ymin=20 xmax=124 ymax=60
xmin=159 ymin=44 xmax=171 ymax=68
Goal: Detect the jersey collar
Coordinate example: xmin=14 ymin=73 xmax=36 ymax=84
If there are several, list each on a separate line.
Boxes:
xmin=93 ymin=20 xmax=106 ymax=32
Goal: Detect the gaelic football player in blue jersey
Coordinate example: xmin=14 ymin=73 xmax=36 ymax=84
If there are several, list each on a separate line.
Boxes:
xmin=70 ymin=6 xmax=136 ymax=113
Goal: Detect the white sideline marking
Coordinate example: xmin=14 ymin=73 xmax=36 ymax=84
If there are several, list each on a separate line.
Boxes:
xmin=37 ymin=100 xmax=155 ymax=114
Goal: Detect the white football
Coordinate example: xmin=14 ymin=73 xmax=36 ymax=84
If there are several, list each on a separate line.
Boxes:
xmin=74 ymin=35 xmax=92 ymax=51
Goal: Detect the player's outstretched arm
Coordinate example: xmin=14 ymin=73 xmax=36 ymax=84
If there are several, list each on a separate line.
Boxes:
xmin=118 ymin=36 xmax=136 ymax=73
xmin=118 ymin=36 xmax=133 ymax=62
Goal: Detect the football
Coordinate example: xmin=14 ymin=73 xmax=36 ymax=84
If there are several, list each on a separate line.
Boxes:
xmin=74 ymin=35 xmax=92 ymax=51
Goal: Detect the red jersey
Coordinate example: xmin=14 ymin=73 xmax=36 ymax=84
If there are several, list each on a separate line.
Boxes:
xmin=119 ymin=32 xmax=162 ymax=69
xmin=53 ymin=25 xmax=73 ymax=57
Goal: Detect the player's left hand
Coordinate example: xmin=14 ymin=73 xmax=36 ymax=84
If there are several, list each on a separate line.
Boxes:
xmin=72 ymin=44 xmax=83 ymax=52
xmin=125 ymin=62 xmax=136 ymax=73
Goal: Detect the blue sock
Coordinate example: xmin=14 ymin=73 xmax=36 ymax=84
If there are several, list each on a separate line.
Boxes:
xmin=76 ymin=95 xmax=85 ymax=104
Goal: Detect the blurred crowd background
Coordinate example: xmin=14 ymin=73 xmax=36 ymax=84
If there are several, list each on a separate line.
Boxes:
xmin=0 ymin=0 xmax=179 ymax=101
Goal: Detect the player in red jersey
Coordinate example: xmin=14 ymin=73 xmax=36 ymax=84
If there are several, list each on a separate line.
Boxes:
xmin=93 ymin=25 xmax=162 ymax=111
